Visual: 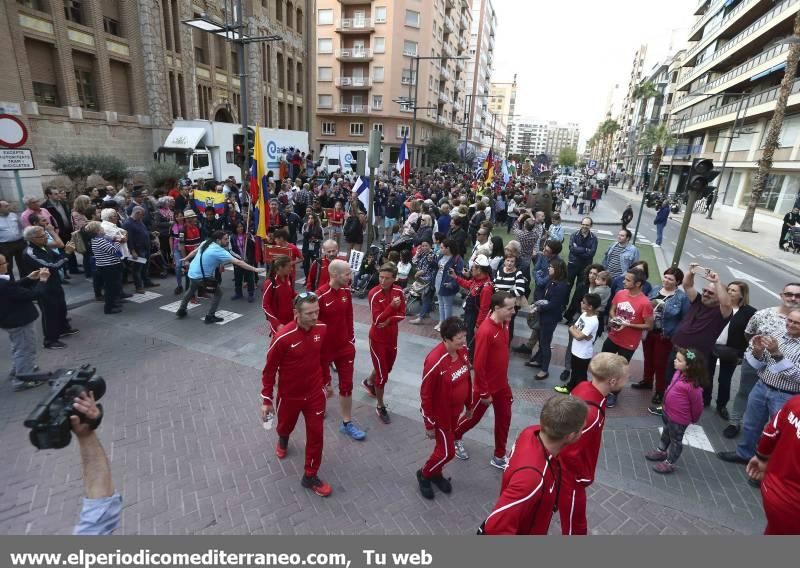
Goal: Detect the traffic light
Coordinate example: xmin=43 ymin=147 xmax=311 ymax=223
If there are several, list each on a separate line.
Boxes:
xmin=354 ymin=151 xmax=367 ymax=176
xmin=233 ymin=134 xmax=245 ymax=167
xmin=688 ymin=158 xmax=719 ymax=195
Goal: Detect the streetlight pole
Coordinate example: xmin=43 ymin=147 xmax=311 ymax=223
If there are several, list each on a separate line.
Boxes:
xmin=632 ymin=151 xmax=653 ymax=245
xmin=235 ymin=0 xmax=249 ymax=182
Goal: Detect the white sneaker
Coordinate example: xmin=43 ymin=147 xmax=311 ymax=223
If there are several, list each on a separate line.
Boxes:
xmin=490 ymin=456 xmax=508 ymax=470
xmin=652 ymin=244 xmax=661 ymax=248
xmin=454 ymin=440 xmax=469 ymax=460
xmin=409 ymin=317 xmax=425 ymax=325
xmin=433 ymin=323 xmax=441 ymax=332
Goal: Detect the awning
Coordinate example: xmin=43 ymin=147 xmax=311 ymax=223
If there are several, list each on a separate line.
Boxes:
xmin=723 ymin=0 xmax=739 ymax=8
xmin=750 ymin=62 xmax=787 ymax=82
xmin=162 ymin=127 xmax=206 ymax=150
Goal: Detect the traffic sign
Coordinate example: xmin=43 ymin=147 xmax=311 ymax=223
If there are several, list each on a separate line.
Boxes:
xmin=0 ymin=148 xmax=34 ymax=170
xmin=587 ymin=168 xmax=596 ymax=177
xmin=0 ymin=114 xmax=28 ymax=148
xmin=588 ymin=159 xmax=598 ymax=169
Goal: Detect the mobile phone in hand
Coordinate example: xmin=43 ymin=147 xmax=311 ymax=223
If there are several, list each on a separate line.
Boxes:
xmin=691 ymin=266 xmax=711 ymax=279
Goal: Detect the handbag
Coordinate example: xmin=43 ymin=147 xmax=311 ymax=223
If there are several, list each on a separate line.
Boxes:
xmin=71 ymin=229 xmax=86 ymax=254
xmin=198 ymin=243 xmax=219 ymax=292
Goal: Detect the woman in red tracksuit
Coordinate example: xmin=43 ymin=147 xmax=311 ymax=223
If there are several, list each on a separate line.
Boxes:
xmin=417 ymin=317 xmax=472 ymax=499
xmin=746 ymin=394 xmax=800 ymax=535
xmin=262 ymin=255 xmax=295 ymax=336
xmin=449 ymin=255 xmax=494 ymax=356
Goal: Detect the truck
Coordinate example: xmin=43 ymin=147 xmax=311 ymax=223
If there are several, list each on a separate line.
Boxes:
xmin=317 ymin=144 xmax=383 ymax=176
xmin=156 ymin=120 xmax=310 ymax=184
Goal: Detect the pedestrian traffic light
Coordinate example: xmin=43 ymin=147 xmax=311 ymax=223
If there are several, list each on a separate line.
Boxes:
xmin=688 ymin=158 xmax=719 ymax=194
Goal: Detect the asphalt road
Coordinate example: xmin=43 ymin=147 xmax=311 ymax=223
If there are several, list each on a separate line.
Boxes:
xmin=572 ymin=189 xmax=785 ymax=309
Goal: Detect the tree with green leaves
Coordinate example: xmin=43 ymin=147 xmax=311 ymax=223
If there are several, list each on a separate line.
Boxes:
xmin=426 ymin=133 xmax=460 ymax=166
xmin=147 ymin=161 xmax=187 ymax=190
xmin=739 ymin=14 xmax=800 ymax=232
xmin=558 ymin=146 xmax=578 ymax=168
xmin=638 ymin=124 xmax=675 ymax=191
xmin=93 ymin=156 xmax=129 ymax=187
xmin=49 ymin=154 xmax=98 ymax=199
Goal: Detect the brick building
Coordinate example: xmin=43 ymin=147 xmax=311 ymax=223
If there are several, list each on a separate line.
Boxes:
xmin=0 ymin=0 xmax=313 ymax=203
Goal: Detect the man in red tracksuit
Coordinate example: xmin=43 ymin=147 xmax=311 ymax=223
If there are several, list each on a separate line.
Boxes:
xmin=454 ymin=292 xmax=515 ymax=469
xmin=260 ymin=293 xmax=332 ymax=497
xmin=480 ymin=396 xmax=587 ymax=535
xmin=363 ymin=263 xmax=406 ymax=424
xmin=306 ymin=239 xmax=338 ymax=291
xmin=557 ymin=353 xmax=629 ymax=535
xmin=261 ymin=255 xmax=296 ymax=336
xmin=417 ymin=317 xmax=472 ymax=499
xmin=316 ymin=259 xmax=366 ymax=441
xmin=746 ymin=394 xmax=800 ymax=535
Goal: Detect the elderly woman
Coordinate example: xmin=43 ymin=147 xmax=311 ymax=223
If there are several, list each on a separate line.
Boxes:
xmin=85 ymin=221 xmax=124 ymax=314
xmin=154 ymin=196 xmax=175 ymax=265
xmin=20 ymin=196 xmax=54 ymax=228
xmin=123 ymin=206 xmax=159 ymax=293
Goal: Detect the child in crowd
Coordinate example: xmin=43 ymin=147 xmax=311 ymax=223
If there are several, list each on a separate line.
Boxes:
xmin=555 ymin=293 xmax=601 ymax=394
xmin=397 ymin=249 xmax=413 ymax=288
xmin=549 ymin=213 xmax=564 ymax=243
xmin=591 ymin=270 xmax=612 ymax=340
xmin=645 ymin=348 xmax=707 ymax=474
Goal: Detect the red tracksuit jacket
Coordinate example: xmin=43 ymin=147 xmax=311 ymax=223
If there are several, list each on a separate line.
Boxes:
xmin=454 ymin=274 xmax=493 ymax=330
xmin=559 ymin=382 xmax=606 ymax=486
xmin=420 ymin=343 xmax=472 ymax=431
xmin=482 ymin=426 xmax=560 ymax=535
xmin=316 ymin=283 xmax=355 ymax=357
xmin=473 ymin=317 xmax=510 ymax=398
xmin=368 ymin=285 xmax=406 ymax=344
xmin=261 ymin=321 xmax=327 ymax=403
xmin=306 ymin=258 xmax=331 ymax=291
xmin=757 ymin=394 xmax=800 ymax=513
xmin=262 ymin=275 xmax=296 ymax=335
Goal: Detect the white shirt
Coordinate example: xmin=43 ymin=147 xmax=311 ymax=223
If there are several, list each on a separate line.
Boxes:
xmin=571 ymin=313 xmax=599 ymax=359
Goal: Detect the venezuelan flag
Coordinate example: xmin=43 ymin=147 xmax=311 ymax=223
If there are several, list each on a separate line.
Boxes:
xmin=193 ymin=189 xmax=226 ymax=214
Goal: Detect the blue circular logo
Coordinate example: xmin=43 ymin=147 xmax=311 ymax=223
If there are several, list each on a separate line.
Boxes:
xmin=344 ymin=152 xmax=353 ymax=164
xmin=267 ymin=141 xmax=278 ymax=159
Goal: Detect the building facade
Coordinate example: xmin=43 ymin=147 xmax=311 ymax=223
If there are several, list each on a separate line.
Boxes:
xmin=464 ymin=0 xmax=497 ymax=154
xmin=489 ymin=76 xmax=517 ymax=156
xmin=508 ymin=118 xmax=579 ymax=160
xmin=611 ymin=45 xmax=648 ymax=171
xmin=311 ymin=0 xmax=473 ymax=171
xmin=663 ymin=0 xmax=800 ymax=217
xmin=545 ymin=121 xmax=580 ymax=160
xmin=0 ymin=0 xmax=313 ymax=202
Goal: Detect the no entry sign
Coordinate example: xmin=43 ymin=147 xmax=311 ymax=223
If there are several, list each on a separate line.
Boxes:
xmin=0 ymin=114 xmax=28 ymax=148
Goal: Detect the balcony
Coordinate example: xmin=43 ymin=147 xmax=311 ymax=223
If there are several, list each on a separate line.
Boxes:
xmin=336 ymin=18 xmax=374 ymax=33
xmin=338 ymin=104 xmax=371 ymax=114
xmin=444 ymin=17 xmax=456 ymax=34
xmin=461 ymin=13 xmax=470 ymax=29
xmin=454 ymin=79 xmax=465 ymax=92
xmin=688 ymin=0 xmax=724 ymax=41
xmin=340 ymin=0 xmax=374 ymax=3
xmin=335 ymin=76 xmax=373 ymax=89
xmin=443 ymin=42 xmax=456 ymax=58
xmin=401 ymin=75 xmax=416 ymax=86
xmin=456 ymin=57 xmax=466 ymax=71
xmin=673 ymin=42 xmax=790 ymax=109
xmin=445 ymin=0 xmax=455 ymax=7
xmin=440 ymin=66 xmax=451 ymax=81
xmin=336 ymin=48 xmax=373 ymax=61
xmin=438 ymin=91 xmax=450 ymax=104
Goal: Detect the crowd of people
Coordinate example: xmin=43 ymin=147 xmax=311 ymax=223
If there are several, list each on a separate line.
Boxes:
xmin=1 ymin=165 xmax=798 ymax=535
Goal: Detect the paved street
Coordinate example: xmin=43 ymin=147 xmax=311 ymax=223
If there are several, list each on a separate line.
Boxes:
xmin=0 ymin=267 xmax=764 ymax=535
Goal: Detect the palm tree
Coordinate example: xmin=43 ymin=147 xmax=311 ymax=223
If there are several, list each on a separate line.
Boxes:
xmin=739 ymin=14 xmax=800 ymax=232
xmin=598 ymin=119 xmax=620 ymax=170
xmin=638 ymin=124 xmax=676 ymax=192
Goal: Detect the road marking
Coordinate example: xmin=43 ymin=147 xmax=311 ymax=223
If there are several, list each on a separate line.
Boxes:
xmin=708 ymin=246 xmax=720 ymax=253
xmin=125 ymin=291 xmax=162 ymax=303
xmin=728 ymin=267 xmax=781 ymax=300
xmin=685 ymin=252 xmax=696 ymax=258
xmin=692 ymin=238 xmax=702 ymax=244
xmin=202 ymin=310 xmax=243 ymax=325
xmin=597 ymin=229 xmax=613 ymax=236
xmin=160 ymin=300 xmax=201 ymax=313
xmin=659 ymin=425 xmax=714 ymax=453
xmin=728 ymin=257 xmax=742 ymax=265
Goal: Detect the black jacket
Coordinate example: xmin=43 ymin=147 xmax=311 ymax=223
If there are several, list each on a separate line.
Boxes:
xmin=724 ymin=304 xmax=757 ymax=355
xmin=230 ymin=233 xmax=257 ymax=265
xmin=0 ymin=277 xmax=45 ymax=329
xmin=21 ymin=245 xmax=67 ymax=291
xmin=43 ymin=199 xmax=72 ymax=238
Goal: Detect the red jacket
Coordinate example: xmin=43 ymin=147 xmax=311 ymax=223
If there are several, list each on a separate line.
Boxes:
xmin=454 ymin=274 xmax=493 ymax=330
xmin=306 ymin=257 xmax=331 ymax=291
xmin=483 ymin=426 xmax=560 ymax=535
xmin=261 ymin=321 xmax=327 ymax=403
xmin=262 ymin=275 xmax=296 ymax=335
xmin=316 ymin=283 xmax=355 ymax=357
xmin=559 ymin=382 xmax=606 ymax=486
xmin=473 ymin=316 xmax=509 ymax=398
xmin=368 ymin=284 xmax=406 ymax=344
xmin=757 ymin=394 xmax=800 ymax=507
xmin=420 ymin=343 xmax=472 ymax=431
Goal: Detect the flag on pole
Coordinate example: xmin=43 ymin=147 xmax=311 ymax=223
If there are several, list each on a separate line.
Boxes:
xmin=252 ymin=126 xmax=269 ymax=238
xmin=396 ymin=134 xmax=410 ymax=185
xmin=501 ymin=160 xmax=511 ymax=185
xmin=193 ymin=189 xmax=226 ymax=214
xmin=353 ymin=175 xmax=375 ymax=223
xmin=483 ymin=149 xmax=495 ymax=185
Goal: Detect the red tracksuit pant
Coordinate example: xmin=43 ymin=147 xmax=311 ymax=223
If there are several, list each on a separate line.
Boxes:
xmin=369 ymin=340 xmax=397 ymax=389
xmin=275 ymin=389 xmax=326 ymax=477
xmin=422 ymin=418 xmax=458 ymax=478
xmin=322 ymin=349 xmax=355 ymax=397
xmin=454 ymin=386 xmax=513 ymax=459
xmin=763 ymin=489 xmax=800 ymax=535
xmin=558 ymin=478 xmax=588 ymax=535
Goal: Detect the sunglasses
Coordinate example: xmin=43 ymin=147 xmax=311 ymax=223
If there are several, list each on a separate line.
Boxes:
xmin=294 ymin=291 xmax=318 ymax=307
xmin=782 ymin=292 xmax=800 ymax=299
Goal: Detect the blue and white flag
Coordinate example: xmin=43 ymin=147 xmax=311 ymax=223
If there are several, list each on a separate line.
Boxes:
xmin=501 ymin=160 xmax=511 ymax=184
xmin=354 ymin=176 xmax=375 ymax=223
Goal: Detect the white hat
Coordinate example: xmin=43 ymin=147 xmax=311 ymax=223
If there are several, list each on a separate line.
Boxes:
xmin=473 ymin=254 xmax=490 ymax=268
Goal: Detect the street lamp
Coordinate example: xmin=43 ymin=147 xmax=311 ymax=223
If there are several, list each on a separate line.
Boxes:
xmin=183 ymin=5 xmax=282 ymax=181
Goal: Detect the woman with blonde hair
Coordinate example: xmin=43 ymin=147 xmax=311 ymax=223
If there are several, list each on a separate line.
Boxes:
xmin=72 ymin=195 xmax=93 ymax=277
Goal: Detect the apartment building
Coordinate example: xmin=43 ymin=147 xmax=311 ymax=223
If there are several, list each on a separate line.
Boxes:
xmin=0 ymin=0 xmax=313 ymax=201
xmin=663 ymin=0 xmax=800 ymax=217
xmin=611 ymin=45 xmax=648 ymax=170
xmin=545 ymin=121 xmax=580 ymax=159
xmin=489 ymin=76 xmax=517 ymax=155
xmin=312 ymin=0 xmax=472 ymax=170
xmin=508 ymin=119 xmax=549 ymax=157
xmin=464 ymin=0 xmax=497 ymax=154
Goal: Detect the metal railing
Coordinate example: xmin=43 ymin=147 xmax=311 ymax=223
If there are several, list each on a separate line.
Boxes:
xmin=438 ymin=91 xmax=451 ymax=104
xmin=690 ymin=0 xmax=725 ymax=35
xmin=336 ymin=48 xmax=373 ymax=59
xmin=337 ymin=18 xmax=374 ymax=30
xmin=335 ymin=77 xmax=372 ymax=88
xmin=684 ymin=77 xmax=800 ymax=127
xmin=338 ymin=104 xmax=371 ymax=113
xmin=684 ymin=0 xmax=759 ymax=63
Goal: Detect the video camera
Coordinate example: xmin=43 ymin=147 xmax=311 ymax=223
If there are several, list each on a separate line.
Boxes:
xmin=23 ymin=365 xmax=106 ymax=450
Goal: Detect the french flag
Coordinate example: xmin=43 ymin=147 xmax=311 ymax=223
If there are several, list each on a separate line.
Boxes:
xmin=396 ymin=134 xmax=410 ymax=185
xmin=354 ymin=175 xmax=375 ymax=223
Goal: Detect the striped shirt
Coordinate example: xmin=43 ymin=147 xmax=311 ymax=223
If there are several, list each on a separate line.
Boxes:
xmin=90 ymin=236 xmax=122 ymax=267
xmin=493 ymin=267 xmax=527 ymax=297
xmin=745 ymin=330 xmax=800 ymax=394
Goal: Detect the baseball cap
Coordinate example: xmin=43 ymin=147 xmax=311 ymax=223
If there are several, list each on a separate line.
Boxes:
xmin=473 ymin=254 xmax=490 ymax=268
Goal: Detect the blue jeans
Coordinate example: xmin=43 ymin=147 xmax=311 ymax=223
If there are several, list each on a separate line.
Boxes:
xmin=6 ymin=321 xmax=37 ymax=377
xmin=735 ymin=380 xmax=794 ymax=460
xmin=655 ymin=223 xmax=665 ymax=245
xmin=437 ymin=293 xmax=455 ymax=322
xmin=730 ymin=358 xmax=758 ymax=424
xmin=533 ymin=321 xmax=558 ymax=373
xmin=173 ymin=249 xmax=183 ymax=287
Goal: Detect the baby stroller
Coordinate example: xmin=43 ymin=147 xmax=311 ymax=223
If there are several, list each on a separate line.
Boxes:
xmin=787 ymin=226 xmax=800 ymax=254
xmin=353 ymin=244 xmax=384 ymax=298
xmin=404 ymin=275 xmax=430 ymax=313
xmin=147 ymin=231 xmax=168 ymax=278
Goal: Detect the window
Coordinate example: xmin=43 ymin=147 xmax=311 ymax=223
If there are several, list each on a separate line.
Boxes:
xmin=103 ymin=17 xmax=121 ymax=36
xmin=405 ymin=10 xmax=420 ymax=27
xmin=318 ymin=8 xmax=333 ymax=25
xmin=350 ymin=122 xmax=365 ymax=136
xmin=374 ymin=6 xmax=386 ymax=23
xmin=317 ymin=66 xmax=332 ymax=81
xmin=373 ymin=37 xmax=385 ymax=53
xmin=286 ymin=2 xmax=293 ymax=29
xmin=398 ymin=125 xmax=410 ymax=138
xmin=317 ymin=38 xmax=333 ymax=54
xmin=403 ymin=40 xmax=418 ymax=56
xmin=195 ymin=46 xmax=206 ymax=64
xmin=33 ymin=82 xmax=59 ymax=106
xmin=276 ymin=0 xmax=283 ymax=22
xmin=318 ymin=94 xmax=333 ymax=108
xmin=231 ymin=48 xmax=239 ymax=75
xmin=372 ymin=95 xmax=383 ymax=110
xmin=63 ymin=0 xmax=82 ymax=24
xmin=373 ymin=67 xmax=384 ymax=82
xmin=322 ymin=121 xmax=335 ymax=135
xmin=372 ymin=123 xmax=383 ymax=134
xmin=74 ymin=68 xmax=97 ymax=110
xmin=296 ymin=9 xmax=303 ymax=34
xmin=18 ymin=0 xmax=50 ymax=11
